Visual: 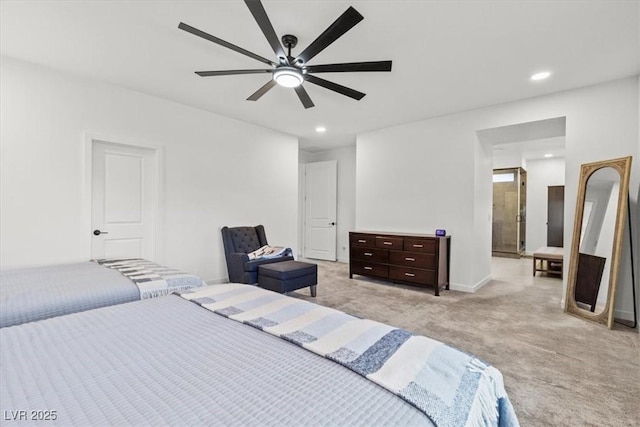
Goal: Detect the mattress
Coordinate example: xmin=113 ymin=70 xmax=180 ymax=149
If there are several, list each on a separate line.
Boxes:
xmin=0 ymin=295 xmax=434 ymax=426
xmin=0 ymin=262 xmax=139 ymax=328
xmin=0 ymin=260 xmax=206 ymax=328
xmin=179 ymin=284 xmax=518 ymax=427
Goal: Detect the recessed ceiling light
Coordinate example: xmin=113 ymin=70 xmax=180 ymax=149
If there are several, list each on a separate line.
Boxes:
xmin=531 ymin=71 xmax=551 ymax=81
xmin=544 ymin=153 xmax=553 ymax=158
xmin=316 ymin=126 xmax=326 ymax=133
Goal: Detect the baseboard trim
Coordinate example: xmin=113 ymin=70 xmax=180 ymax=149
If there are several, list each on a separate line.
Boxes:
xmin=297 ymin=257 xmax=349 ymax=263
xmin=614 ymin=308 xmax=635 ymax=322
xmin=450 ymin=275 xmax=491 ymax=293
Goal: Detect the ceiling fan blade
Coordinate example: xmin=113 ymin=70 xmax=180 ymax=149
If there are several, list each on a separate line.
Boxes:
xmin=305 ymin=60 xmax=392 ymax=73
xmin=196 ymin=69 xmax=272 ymax=77
xmin=295 ymin=6 xmax=364 ymax=65
xmin=294 ymin=85 xmax=315 ymax=109
xmin=244 ymin=0 xmax=287 ymax=63
xmin=305 ymin=75 xmax=365 ymax=100
xmin=247 ymin=79 xmax=277 ymax=101
xmin=178 ymin=22 xmax=275 ymax=67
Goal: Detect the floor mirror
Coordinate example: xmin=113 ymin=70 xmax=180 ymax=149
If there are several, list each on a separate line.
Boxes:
xmin=565 ymin=156 xmax=632 ymax=328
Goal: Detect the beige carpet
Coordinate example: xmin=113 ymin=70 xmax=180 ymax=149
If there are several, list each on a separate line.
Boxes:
xmin=289 ymin=257 xmax=639 ymax=427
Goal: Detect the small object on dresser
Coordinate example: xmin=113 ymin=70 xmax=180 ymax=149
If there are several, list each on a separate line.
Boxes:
xmin=435 ymin=229 xmax=446 ymax=236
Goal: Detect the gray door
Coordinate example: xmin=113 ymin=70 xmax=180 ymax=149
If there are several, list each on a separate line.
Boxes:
xmin=547 ymin=185 xmax=564 ymax=247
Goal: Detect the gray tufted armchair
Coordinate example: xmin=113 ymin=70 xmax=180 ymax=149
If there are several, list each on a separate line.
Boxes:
xmin=220 ymin=225 xmax=294 ymax=284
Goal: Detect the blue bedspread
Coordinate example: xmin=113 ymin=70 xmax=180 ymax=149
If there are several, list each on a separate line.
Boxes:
xmin=179 ymin=284 xmax=520 ymax=427
xmin=1 ymin=295 xmax=435 ymax=426
xmin=1 ymin=260 xmax=206 ymax=328
xmin=0 ymin=262 xmax=138 ymax=328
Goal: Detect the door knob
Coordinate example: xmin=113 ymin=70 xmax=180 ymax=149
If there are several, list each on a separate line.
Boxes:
xmin=329 ymin=222 xmax=336 ymax=226
xmin=93 ymin=229 xmax=109 ymax=236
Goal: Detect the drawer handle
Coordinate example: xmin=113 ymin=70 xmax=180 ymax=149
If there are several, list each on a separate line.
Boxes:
xmin=413 ymin=244 xmax=423 ymax=248
xmin=405 ymin=273 xmax=415 ymax=277
xmin=358 ymin=239 xmax=366 ymax=243
xmin=364 ymin=266 xmax=373 ymax=270
xmin=364 ymin=252 xmax=373 ymax=256
xmin=383 ymin=241 xmax=393 ymax=245
xmin=405 ymin=257 xmax=415 ymax=261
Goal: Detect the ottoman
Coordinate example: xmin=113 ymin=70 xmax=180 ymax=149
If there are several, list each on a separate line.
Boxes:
xmin=258 ymin=260 xmax=317 ymax=297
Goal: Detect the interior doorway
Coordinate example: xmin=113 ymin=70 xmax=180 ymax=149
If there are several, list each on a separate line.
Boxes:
xmin=477 ymin=116 xmax=567 ymax=260
xmin=302 ymin=160 xmax=337 ymax=261
xmin=547 ymin=185 xmax=565 ymax=247
xmin=86 ymin=138 xmax=159 ymax=260
xmin=492 ymin=167 xmax=527 ymax=257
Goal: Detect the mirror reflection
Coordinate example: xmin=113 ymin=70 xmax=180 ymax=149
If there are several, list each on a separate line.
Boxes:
xmin=565 ymin=156 xmax=632 ymax=329
xmin=574 ymin=167 xmax=620 ymax=314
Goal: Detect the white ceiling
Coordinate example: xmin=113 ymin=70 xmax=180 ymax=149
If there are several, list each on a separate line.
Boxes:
xmin=1 ymin=1 xmax=638 ymax=151
xmin=477 ymin=117 xmax=566 ymax=146
xmin=493 ymin=136 xmax=566 ymax=163
xmin=480 ymin=117 xmax=567 ymax=163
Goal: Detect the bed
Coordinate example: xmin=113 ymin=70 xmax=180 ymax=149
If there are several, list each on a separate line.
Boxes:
xmin=0 ymin=259 xmax=205 ymax=328
xmin=0 ymin=284 xmax=519 ymax=426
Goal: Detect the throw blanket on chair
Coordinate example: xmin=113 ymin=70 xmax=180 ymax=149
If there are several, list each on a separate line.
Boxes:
xmin=246 ymin=245 xmax=293 ymax=260
xmin=178 ymin=284 xmax=519 ymax=427
xmin=94 ymin=259 xmax=206 ymax=299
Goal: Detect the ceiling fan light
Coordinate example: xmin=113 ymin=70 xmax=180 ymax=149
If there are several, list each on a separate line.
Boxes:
xmin=273 ymin=67 xmax=303 ymax=88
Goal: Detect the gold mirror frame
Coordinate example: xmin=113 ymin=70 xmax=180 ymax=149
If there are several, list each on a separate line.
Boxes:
xmin=565 ymin=156 xmax=632 ymax=328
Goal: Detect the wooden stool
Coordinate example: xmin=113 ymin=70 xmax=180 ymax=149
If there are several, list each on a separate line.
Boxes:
xmin=533 ymin=247 xmax=564 ymax=278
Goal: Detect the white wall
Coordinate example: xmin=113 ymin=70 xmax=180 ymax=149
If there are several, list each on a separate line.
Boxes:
xmin=299 ymin=145 xmax=356 ymax=263
xmin=357 ymin=115 xmax=478 ymax=290
xmin=493 ymin=149 xmax=527 ymax=170
xmin=525 ymin=157 xmax=566 ymax=254
xmin=0 ymin=57 xmax=299 ymax=283
xmin=635 ymin=76 xmax=640 ymax=324
xmin=473 ymin=139 xmax=494 ymax=288
xmin=357 ymin=77 xmax=639 ymax=305
xmin=615 ymin=75 xmax=640 ymax=324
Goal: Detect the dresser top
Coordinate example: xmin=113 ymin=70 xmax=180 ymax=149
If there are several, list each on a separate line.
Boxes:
xmin=350 ymin=230 xmax=449 ymax=238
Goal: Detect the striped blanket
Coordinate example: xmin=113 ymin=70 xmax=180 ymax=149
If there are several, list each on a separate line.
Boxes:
xmin=94 ymin=259 xmax=206 ymax=299
xmin=178 ymin=284 xmax=519 ymax=427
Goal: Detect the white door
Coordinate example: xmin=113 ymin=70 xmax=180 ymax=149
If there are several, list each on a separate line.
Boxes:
xmin=304 ymin=160 xmax=337 ymax=260
xmin=91 ymin=141 xmax=156 ymax=260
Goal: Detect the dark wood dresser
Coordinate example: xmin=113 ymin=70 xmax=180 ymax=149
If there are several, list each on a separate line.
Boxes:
xmin=349 ymin=231 xmax=451 ymax=296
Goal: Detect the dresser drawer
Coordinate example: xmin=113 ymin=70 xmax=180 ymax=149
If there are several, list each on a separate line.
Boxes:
xmin=350 ymin=234 xmax=376 ymax=248
xmin=389 ymin=251 xmax=435 ymax=269
xmin=404 ymin=238 xmax=436 ymax=253
xmin=376 ymin=236 xmax=403 ymax=250
xmin=351 ymin=247 xmax=388 ymax=263
xmin=389 ymin=266 xmax=435 ymax=285
xmin=351 ymin=261 xmax=389 ymax=278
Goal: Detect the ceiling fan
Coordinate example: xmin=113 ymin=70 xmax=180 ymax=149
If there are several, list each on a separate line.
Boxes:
xmin=178 ymin=0 xmax=392 ymax=109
